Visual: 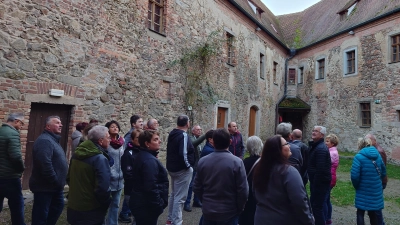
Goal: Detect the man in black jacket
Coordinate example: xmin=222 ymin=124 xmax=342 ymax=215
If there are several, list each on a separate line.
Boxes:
xmin=276 ymin=123 xmax=303 ymax=173
xmin=292 ymin=129 xmax=310 ymax=186
xmin=308 ymin=125 xmax=331 ymax=225
xmin=166 ymin=115 xmax=195 ymax=225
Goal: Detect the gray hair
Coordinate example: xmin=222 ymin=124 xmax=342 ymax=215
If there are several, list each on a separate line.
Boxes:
xmin=192 ymin=125 xmax=200 ymax=132
xmin=314 ymin=126 xmax=327 ymax=136
xmin=358 ymin=137 xmax=372 ymax=150
xmin=45 ymin=116 xmax=60 ymax=125
xmin=276 ymin=122 xmax=292 ymax=138
xmin=87 ymin=125 xmax=109 ymax=142
xmin=246 ymin=136 xmax=263 ymax=156
xmin=147 ymin=119 xmax=156 ymax=127
xmin=7 ymin=112 xmax=24 ymax=122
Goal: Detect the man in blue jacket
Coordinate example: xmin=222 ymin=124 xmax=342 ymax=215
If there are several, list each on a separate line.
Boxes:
xmin=166 ymin=115 xmax=194 ymax=225
xmin=308 ymin=125 xmax=331 ymax=225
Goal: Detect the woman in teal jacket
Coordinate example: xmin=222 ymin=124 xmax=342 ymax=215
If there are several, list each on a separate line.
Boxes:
xmin=351 ymin=137 xmax=386 ymax=225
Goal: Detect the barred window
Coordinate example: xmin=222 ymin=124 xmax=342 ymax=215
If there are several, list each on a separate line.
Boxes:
xmin=360 ymin=103 xmax=371 ymax=127
xmin=227 ymin=33 xmax=235 ymax=65
xmin=148 ymin=0 xmax=165 ymax=34
xmin=316 ymin=59 xmax=325 ymax=79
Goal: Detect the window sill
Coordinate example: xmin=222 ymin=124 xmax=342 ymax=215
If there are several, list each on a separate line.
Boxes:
xmin=147 ymin=29 xmax=167 ymax=42
xmin=343 ymin=72 xmax=358 ymax=77
xmin=359 ymin=125 xmax=371 ymax=128
xmin=388 ymin=61 xmax=400 ymax=64
xmin=226 ymin=63 xmax=235 ymax=67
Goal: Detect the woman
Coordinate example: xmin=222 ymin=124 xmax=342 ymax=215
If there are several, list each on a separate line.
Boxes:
xmin=351 ymin=138 xmax=386 ymax=225
xmin=324 ymin=134 xmax=339 ymax=225
xmin=71 ymin=122 xmax=88 ymax=154
xmin=104 ymin=120 xmax=125 ymax=225
xmin=238 ymin=136 xmax=263 ymax=225
xmin=119 ymin=129 xmax=141 ymax=223
xmin=129 ymin=130 xmax=169 ymax=225
xmin=253 ymin=135 xmax=314 ymax=225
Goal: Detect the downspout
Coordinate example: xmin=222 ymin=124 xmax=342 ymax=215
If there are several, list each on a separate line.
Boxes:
xmin=275 ymin=49 xmax=296 ymax=132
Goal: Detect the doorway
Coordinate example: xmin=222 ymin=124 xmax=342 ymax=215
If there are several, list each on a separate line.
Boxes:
xmin=248 ymin=106 xmax=258 ymax=136
xmin=22 ymin=103 xmax=73 ymax=189
xmin=217 ymin=107 xmax=228 ymax=128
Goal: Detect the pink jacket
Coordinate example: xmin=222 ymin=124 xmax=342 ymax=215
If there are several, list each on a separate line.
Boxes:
xmin=329 ymin=146 xmax=339 ymax=188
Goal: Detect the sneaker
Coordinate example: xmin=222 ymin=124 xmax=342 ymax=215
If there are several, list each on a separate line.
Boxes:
xmin=118 ymin=214 xmax=132 ymax=223
xmin=166 ymin=220 xmax=172 ymax=225
xmin=184 ymin=203 xmax=192 ymax=212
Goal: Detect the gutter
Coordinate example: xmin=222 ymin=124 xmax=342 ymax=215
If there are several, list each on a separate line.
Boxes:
xmin=297 ymin=7 xmax=400 ymax=52
xmin=228 ymin=0 xmax=290 ymax=51
xmin=274 ymin=49 xmax=296 ymax=133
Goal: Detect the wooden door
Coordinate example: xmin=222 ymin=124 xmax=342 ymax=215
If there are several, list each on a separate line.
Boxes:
xmin=248 ymin=106 xmax=257 ymax=136
xmin=22 ymin=103 xmax=72 ymax=189
xmin=217 ymin=107 xmax=227 ymax=128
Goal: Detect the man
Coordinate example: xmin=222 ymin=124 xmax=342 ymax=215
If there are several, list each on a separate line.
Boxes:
xmin=365 ymin=133 xmax=388 ymax=225
xmin=166 ymin=115 xmax=195 ymax=225
xmin=291 ymin=129 xmax=310 ymax=186
xmin=193 ymin=128 xmax=248 ymax=225
xmin=67 ymin=125 xmax=112 ymax=225
xmin=124 ymin=115 xmax=143 ymax=147
xmin=227 ymin=122 xmax=245 ymax=158
xmin=147 ymin=118 xmax=159 ymax=130
xmin=0 ymin=112 xmax=26 ymax=225
xmin=29 ymin=116 xmax=68 ymax=225
xmin=308 ymin=125 xmax=331 ymax=225
xmin=184 ymin=125 xmax=206 ymax=212
xmin=276 ymin=123 xmax=303 ymax=172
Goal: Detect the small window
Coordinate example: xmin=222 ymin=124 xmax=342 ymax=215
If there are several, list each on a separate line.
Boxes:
xmin=273 ymin=62 xmax=278 ymax=83
xmin=248 ymin=1 xmax=257 ymax=14
xmin=391 ymin=34 xmax=400 ymax=63
xmin=148 ymin=0 xmax=165 ymax=34
xmin=288 ymin=68 xmax=296 ymax=85
xmin=360 ymin=103 xmax=371 ymax=127
xmin=227 ymin=33 xmax=235 ymax=65
xmin=298 ymin=67 xmax=304 ymax=84
xmin=260 ymin=53 xmax=265 ymax=79
xmin=346 ymin=50 xmax=355 ymax=74
xmin=316 ymin=59 xmax=325 ymax=80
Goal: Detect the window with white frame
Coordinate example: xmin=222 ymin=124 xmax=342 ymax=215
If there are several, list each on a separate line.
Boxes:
xmin=391 ymin=34 xmax=400 ymax=63
xmin=343 ymin=47 xmax=358 ymax=76
xmin=315 ymin=58 xmax=325 ymax=80
xmin=298 ymin=67 xmax=304 ymax=84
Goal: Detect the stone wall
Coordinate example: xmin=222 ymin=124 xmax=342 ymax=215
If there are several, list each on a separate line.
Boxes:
xmin=0 ymin=0 xmax=288 ymax=158
xmin=290 ymin=14 xmax=400 ymax=163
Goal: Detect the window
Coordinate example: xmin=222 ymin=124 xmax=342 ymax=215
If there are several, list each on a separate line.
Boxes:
xmin=392 ymin=34 xmax=400 ymax=63
xmin=360 ymin=103 xmax=371 ymax=127
xmin=298 ymin=67 xmax=304 ymax=84
xmin=148 ymin=0 xmax=165 ymax=34
xmin=316 ymin=59 xmax=325 ymax=80
xmin=273 ymin=62 xmax=278 ymax=83
xmin=288 ymin=68 xmax=296 ymax=85
xmin=260 ymin=53 xmax=265 ymax=79
xmin=346 ymin=50 xmax=355 ymax=74
xmin=227 ymin=33 xmax=235 ymax=65
xmin=248 ymin=1 xmax=257 ymax=14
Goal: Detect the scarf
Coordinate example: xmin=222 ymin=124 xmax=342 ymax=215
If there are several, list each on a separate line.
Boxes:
xmin=110 ymin=135 xmax=124 ymax=149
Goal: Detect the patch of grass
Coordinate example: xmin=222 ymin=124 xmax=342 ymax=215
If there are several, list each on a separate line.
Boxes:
xmin=331 ymin=180 xmax=355 ymax=206
xmin=337 ymin=158 xmax=353 ymax=173
xmin=338 ymin=150 xmax=356 ymax=157
xmin=386 ymin=164 xmax=400 ymax=180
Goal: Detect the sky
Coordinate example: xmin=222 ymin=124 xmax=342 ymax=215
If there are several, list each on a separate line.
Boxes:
xmin=260 ymin=0 xmax=321 ymax=15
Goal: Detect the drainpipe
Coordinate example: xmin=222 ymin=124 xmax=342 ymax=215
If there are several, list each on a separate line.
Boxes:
xmin=275 ymin=49 xmax=296 ymax=133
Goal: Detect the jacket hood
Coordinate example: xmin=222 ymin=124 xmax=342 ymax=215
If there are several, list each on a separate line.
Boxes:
xmin=359 ymin=146 xmax=380 ymax=160
xmin=71 ymin=130 xmax=82 ymax=140
xmin=74 ymin=140 xmax=102 ymax=160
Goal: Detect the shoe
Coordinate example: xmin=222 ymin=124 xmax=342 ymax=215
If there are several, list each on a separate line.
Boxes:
xmin=192 ymin=201 xmax=202 ymax=207
xmin=184 ymin=203 xmax=192 ymax=212
xmin=166 ymin=220 xmax=172 ymax=225
xmin=118 ymin=214 xmax=132 ymax=223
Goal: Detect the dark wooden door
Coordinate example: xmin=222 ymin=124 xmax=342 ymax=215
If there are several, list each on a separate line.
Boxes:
xmin=22 ymin=103 xmax=72 ymax=190
xmin=217 ymin=107 xmax=227 ymax=128
xmin=281 ymin=112 xmax=303 ymax=131
xmin=248 ymin=106 xmax=257 ymax=136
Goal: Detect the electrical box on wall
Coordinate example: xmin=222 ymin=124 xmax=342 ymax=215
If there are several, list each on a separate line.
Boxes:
xmin=49 ymin=89 xmax=64 ymax=97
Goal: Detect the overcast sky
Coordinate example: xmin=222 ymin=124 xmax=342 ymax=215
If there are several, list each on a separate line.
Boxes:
xmin=260 ymin=0 xmax=321 ymax=15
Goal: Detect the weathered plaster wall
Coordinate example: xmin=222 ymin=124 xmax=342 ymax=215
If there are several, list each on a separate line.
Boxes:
xmin=290 ymin=13 xmax=400 ymax=163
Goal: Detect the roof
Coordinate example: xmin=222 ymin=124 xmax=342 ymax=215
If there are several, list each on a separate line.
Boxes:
xmin=278 ymin=97 xmax=311 ymax=109
xmin=229 ymin=0 xmax=400 ymax=50
xmin=277 ymin=0 xmax=400 ymax=49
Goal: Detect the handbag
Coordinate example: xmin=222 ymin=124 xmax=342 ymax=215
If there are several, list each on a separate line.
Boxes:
xmin=371 ymin=159 xmax=382 ymax=177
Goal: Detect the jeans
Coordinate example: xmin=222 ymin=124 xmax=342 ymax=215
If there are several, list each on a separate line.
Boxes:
xmin=356 ymin=209 xmax=379 ymax=225
xmin=185 ymin=170 xmax=200 ymax=205
xmin=119 ymin=195 xmax=131 ymax=217
xmin=168 ymin=167 xmax=193 ymax=225
xmin=202 ymin=215 xmax=239 ymax=225
xmin=376 ymin=209 xmax=385 ymax=225
xmin=323 ymin=188 xmax=333 ymax=223
xmin=105 ymin=189 xmax=122 ymax=225
xmin=0 ymin=178 xmax=26 ymax=225
xmin=31 ymin=191 xmax=64 ymax=225
xmin=309 ymin=183 xmax=330 ymax=225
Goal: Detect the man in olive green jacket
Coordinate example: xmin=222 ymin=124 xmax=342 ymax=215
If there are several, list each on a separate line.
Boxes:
xmin=0 ymin=112 xmax=25 ymax=225
xmin=67 ymin=125 xmax=112 ymax=225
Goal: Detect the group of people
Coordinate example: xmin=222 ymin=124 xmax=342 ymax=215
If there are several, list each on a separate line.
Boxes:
xmin=0 ymin=111 xmax=389 ymax=225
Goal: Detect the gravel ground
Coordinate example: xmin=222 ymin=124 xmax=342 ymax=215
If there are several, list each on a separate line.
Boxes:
xmin=1 ymin=151 xmax=399 ymax=225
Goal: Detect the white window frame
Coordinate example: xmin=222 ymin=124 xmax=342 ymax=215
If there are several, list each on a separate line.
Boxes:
xmin=298 ymin=66 xmax=304 ymax=84
xmin=315 ymin=57 xmax=326 ymax=80
xmin=343 ymin=47 xmax=358 ymax=76
xmin=260 ymin=52 xmax=265 ymax=79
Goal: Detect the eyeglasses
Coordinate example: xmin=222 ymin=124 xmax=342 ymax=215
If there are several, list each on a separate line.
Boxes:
xmin=312 ymin=130 xmax=321 ymax=133
xmin=16 ymin=119 xmax=24 ymax=126
xmin=282 ymin=142 xmax=289 ymax=146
